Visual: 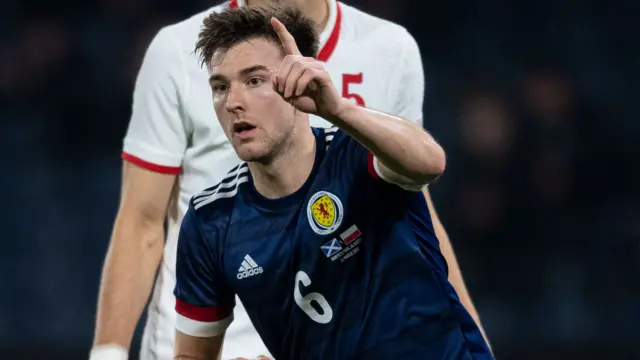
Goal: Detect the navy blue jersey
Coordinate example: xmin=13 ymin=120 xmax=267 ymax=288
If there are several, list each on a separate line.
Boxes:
xmin=174 ymin=127 xmax=493 ymax=360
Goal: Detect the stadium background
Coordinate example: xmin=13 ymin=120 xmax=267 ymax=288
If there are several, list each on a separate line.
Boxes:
xmin=1 ymin=0 xmax=638 ymax=358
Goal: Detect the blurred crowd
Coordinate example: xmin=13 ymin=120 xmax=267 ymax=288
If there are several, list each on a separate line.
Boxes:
xmin=1 ymin=0 xmax=639 ymax=358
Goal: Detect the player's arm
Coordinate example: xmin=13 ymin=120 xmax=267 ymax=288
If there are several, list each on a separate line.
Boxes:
xmin=175 ymin=331 xmax=224 ymax=360
xmin=424 ymin=190 xmax=491 ymax=350
xmin=327 ymin=31 xmax=444 ymax=190
xmin=329 ymin=102 xmax=445 ymax=190
xmin=174 ymin=206 xmax=235 ymax=360
xmin=272 ymin=18 xmax=444 ymax=190
xmin=390 ymin=30 xmax=491 ymax=349
xmin=93 ymin=164 xmax=175 ymax=354
xmin=92 ymin=26 xmax=188 ymax=358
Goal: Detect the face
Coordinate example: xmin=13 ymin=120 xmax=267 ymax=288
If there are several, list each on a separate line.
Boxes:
xmin=209 ymin=38 xmax=296 ymax=163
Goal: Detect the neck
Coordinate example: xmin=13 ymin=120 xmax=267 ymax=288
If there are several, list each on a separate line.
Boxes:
xmin=246 ymin=0 xmax=329 ymax=32
xmin=249 ymin=126 xmax=316 ymax=199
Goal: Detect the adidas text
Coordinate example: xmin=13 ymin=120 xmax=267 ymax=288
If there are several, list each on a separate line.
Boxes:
xmin=237 ymin=254 xmax=263 ymax=279
xmin=237 ymin=267 xmax=263 ymax=279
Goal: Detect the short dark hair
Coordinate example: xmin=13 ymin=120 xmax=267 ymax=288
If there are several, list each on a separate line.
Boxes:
xmin=196 ymin=5 xmax=320 ymax=67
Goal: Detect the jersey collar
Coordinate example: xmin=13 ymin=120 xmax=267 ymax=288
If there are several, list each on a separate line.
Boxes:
xmin=228 ymin=0 xmax=342 ymax=62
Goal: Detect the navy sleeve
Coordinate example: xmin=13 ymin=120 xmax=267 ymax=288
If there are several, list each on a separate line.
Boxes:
xmin=327 ymin=128 xmax=389 ymax=182
xmin=174 ymin=203 xmax=235 ymax=337
xmin=327 ymin=128 xmax=427 ymax=192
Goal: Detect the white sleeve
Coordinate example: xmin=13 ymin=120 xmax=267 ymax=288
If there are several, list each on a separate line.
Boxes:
xmin=122 ymin=26 xmax=189 ymax=174
xmin=392 ymin=30 xmax=425 ymax=128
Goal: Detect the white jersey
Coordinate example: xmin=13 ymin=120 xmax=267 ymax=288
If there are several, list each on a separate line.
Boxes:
xmin=122 ymin=0 xmax=424 ymax=359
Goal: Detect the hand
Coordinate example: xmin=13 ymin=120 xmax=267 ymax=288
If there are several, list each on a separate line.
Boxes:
xmin=271 ymin=17 xmax=344 ymax=120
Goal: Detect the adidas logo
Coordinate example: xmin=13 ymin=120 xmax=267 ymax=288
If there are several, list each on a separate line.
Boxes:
xmin=236 ymin=254 xmax=263 ymax=280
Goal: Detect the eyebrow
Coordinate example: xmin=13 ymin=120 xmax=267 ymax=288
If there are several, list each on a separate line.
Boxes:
xmin=209 ymin=65 xmax=271 ymax=84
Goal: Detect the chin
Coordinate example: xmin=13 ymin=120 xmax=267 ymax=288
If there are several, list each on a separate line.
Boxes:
xmin=234 ymin=142 xmax=270 ymax=163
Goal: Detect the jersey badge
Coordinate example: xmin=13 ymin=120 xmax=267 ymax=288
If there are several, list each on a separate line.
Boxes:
xmin=307 ymin=191 xmax=343 ymax=235
xmin=320 ymin=224 xmax=363 ymax=263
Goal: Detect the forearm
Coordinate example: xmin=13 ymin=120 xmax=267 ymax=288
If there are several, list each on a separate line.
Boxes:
xmin=437 ymin=223 xmax=491 ymax=349
xmin=330 ymin=100 xmax=445 ymax=184
xmin=174 ymin=331 xmax=223 ymax=360
xmin=424 ymin=190 xmax=491 ymax=349
xmin=93 ymin=217 xmax=164 ymax=348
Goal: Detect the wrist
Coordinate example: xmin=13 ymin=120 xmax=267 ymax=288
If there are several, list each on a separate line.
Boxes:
xmin=326 ymin=98 xmax=359 ymax=127
xmin=89 ymin=344 xmax=128 ymax=360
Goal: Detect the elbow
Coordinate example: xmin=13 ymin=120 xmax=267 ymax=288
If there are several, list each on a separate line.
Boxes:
xmin=112 ymin=211 xmax=166 ymax=254
xmin=431 ymin=145 xmax=447 ymax=177
xmin=418 ymin=144 xmax=446 ymax=184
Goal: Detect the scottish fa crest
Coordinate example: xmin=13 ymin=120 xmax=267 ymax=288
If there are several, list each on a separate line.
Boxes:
xmin=307 ymin=191 xmax=343 ymax=235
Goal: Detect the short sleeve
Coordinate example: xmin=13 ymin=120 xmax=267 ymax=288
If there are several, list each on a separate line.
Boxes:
xmin=328 ymin=128 xmax=426 ymax=192
xmin=326 ymin=128 xmax=384 ymax=182
xmin=121 ymin=27 xmax=189 ymax=174
xmin=174 ymin=205 xmax=235 ymax=337
xmin=391 ymin=30 xmax=424 ymax=128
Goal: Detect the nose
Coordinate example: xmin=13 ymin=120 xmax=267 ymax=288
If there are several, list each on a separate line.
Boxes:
xmin=225 ymin=84 xmax=246 ymax=114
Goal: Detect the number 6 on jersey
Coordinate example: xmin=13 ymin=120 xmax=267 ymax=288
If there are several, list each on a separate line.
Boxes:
xmin=293 ymin=270 xmax=333 ymax=324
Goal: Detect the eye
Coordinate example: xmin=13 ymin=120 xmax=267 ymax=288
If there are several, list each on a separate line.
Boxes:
xmin=247 ymin=77 xmax=263 ymax=87
xmin=212 ymin=84 xmax=228 ymax=93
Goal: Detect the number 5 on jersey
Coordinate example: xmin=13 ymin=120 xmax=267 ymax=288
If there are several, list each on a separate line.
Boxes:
xmin=342 ymin=73 xmax=365 ymax=106
xmin=293 ymin=270 xmax=333 ymax=324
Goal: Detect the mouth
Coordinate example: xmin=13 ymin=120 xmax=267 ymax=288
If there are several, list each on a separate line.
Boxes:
xmin=232 ymin=121 xmax=257 ymax=138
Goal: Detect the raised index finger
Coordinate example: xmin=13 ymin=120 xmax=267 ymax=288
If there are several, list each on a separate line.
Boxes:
xmin=271 ymin=17 xmax=301 ymax=56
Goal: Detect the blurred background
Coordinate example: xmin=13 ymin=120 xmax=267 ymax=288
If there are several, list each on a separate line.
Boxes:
xmin=1 ymin=0 xmax=639 ymax=358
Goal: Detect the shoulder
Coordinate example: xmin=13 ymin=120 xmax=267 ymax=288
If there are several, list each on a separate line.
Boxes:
xmin=321 ymin=126 xmax=339 ymax=146
xmin=190 ymin=163 xmax=250 ymax=217
xmin=339 ymin=2 xmax=418 ymax=55
xmin=321 ymin=126 xmax=355 ymax=155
